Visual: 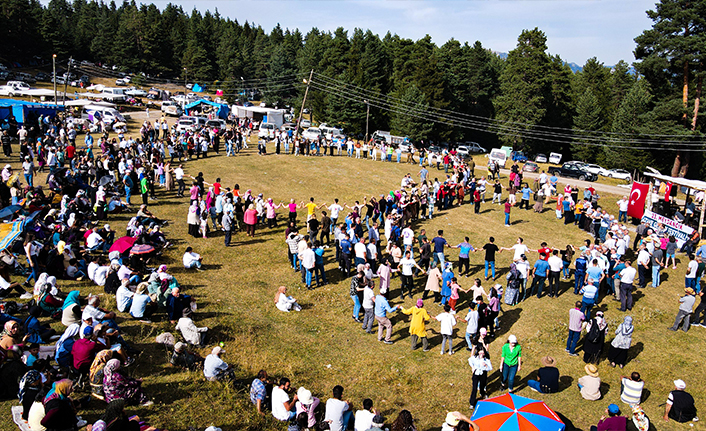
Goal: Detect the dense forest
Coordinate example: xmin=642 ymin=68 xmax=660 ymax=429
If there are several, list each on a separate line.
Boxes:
xmin=1 ymin=0 xmax=705 ymax=177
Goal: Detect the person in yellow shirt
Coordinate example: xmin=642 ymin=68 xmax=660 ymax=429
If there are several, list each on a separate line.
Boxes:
xmin=401 ymin=299 xmax=431 ymax=351
xmin=300 ymin=197 xmax=324 ymax=222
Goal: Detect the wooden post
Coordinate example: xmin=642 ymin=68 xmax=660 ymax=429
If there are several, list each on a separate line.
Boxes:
xmin=296 ymin=70 xmax=314 ymax=138
xmin=698 ymin=196 xmax=706 ymax=237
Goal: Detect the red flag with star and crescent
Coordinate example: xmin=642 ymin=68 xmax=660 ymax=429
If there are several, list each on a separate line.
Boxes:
xmin=627 ymin=181 xmax=649 ymax=219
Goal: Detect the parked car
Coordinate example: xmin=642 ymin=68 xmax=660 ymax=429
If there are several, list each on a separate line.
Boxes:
xmin=125 ymin=87 xmax=147 ymax=97
xmin=606 ymin=169 xmax=632 ymax=181
xmin=584 ymin=164 xmax=608 ymax=176
xmin=300 ymin=119 xmax=311 ymax=128
xmin=428 ymin=145 xmax=442 ymax=154
xmin=115 ymin=77 xmax=130 ymax=86
xmin=302 ymin=127 xmax=323 ymax=141
xmin=464 ymin=142 xmax=487 ymax=153
xmin=547 ymin=163 xmax=597 ymax=182
xmin=206 ymin=119 xmax=227 ymax=130
xmin=160 ymin=101 xmax=182 ymax=117
xmin=456 ymin=145 xmax=471 ymax=157
xmin=548 ymin=152 xmax=563 ymax=164
xmin=511 ymin=150 xmax=527 ymax=162
xmin=34 ymin=72 xmax=50 ymax=82
xmin=0 ymin=71 xmax=11 ymax=80
xmin=15 ymin=72 xmax=36 ymax=84
xmin=535 ymin=153 xmax=547 ymax=163
xmin=70 ymin=75 xmax=90 ymax=87
xmin=523 ymin=161 xmax=540 ymax=172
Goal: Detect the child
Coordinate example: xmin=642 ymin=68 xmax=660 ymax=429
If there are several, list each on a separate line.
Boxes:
xmin=435 ymin=304 xmax=457 ymax=355
xmin=448 ymin=277 xmax=468 ymax=312
xmin=23 ymin=343 xmax=40 ymax=367
xmin=66 ymin=258 xmax=86 ymax=281
xmin=199 ymin=211 xmax=209 ymax=238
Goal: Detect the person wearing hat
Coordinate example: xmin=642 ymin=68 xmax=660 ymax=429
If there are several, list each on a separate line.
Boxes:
xmin=664 ymin=379 xmax=698 ymax=422
xmin=401 ymin=298 xmax=431 ymax=351
xmin=499 ymin=335 xmax=522 ymax=393
xmin=590 ymin=404 xmax=627 ymax=431
xmin=295 ymin=386 xmax=320 ymax=428
xmin=578 ymin=364 xmax=602 ymax=401
xmin=204 ymin=346 xmax=233 ymax=382
xmin=170 ymin=341 xmax=204 ymax=370
xmin=367 ymin=414 xmax=386 ymax=431
xmin=669 ymin=287 xmax=696 ymax=332
xmin=441 ymin=411 xmax=478 ymax=431
xmin=527 ymin=356 xmax=559 ymax=394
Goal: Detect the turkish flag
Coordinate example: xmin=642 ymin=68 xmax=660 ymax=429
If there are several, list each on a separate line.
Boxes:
xmin=627 ymin=182 xmax=649 ymax=219
xmin=664 ymin=182 xmax=673 ymax=202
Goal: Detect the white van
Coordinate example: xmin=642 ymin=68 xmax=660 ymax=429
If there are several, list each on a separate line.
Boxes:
xmin=176 ymin=116 xmax=207 ymax=133
xmin=100 ymin=87 xmax=127 ymax=103
xmin=0 ymin=81 xmax=31 ymax=96
xmin=258 ymin=123 xmax=276 ymax=140
xmin=488 ymin=148 xmax=508 ymax=169
xmin=85 ymin=107 xmax=126 ymax=125
xmin=549 ymin=152 xmax=563 ymax=165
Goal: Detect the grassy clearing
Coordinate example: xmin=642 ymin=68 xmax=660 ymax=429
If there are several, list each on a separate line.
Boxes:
xmin=0 ymin=132 xmax=703 ymax=431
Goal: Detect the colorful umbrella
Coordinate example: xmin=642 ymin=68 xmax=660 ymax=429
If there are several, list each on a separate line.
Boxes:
xmin=471 ymin=393 xmax=565 ymax=431
xmin=109 ymin=236 xmax=137 ymax=254
xmin=130 ymin=244 xmax=155 ymax=255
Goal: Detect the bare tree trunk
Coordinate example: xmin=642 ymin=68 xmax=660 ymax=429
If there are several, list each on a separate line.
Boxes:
xmin=691 ymin=66 xmax=702 ymax=131
xmin=672 ymin=151 xmax=684 ymax=177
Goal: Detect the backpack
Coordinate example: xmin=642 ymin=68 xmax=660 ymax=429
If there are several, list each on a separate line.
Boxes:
xmin=586 ymin=318 xmax=601 ymax=344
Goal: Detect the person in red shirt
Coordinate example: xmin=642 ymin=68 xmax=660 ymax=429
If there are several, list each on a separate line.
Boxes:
xmin=213 ymin=177 xmax=221 ymax=195
xmin=537 ymin=242 xmax=553 ymax=261
xmin=473 ymin=189 xmax=482 ymax=214
xmin=66 ymin=143 xmax=75 ymax=160
xmin=72 ymin=326 xmax=101 ymax=374
xmin=504 ymin=200 xmax=512 ymax=226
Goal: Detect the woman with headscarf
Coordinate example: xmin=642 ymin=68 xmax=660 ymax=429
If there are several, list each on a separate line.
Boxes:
xmin=187 ymin=201 xmax=200 ymax=238
xmin=103 ymin=359 xmax=151 ymax=406
xmin=24 ymin=306 xmax=57 ymax=343
xmin=91 ymin=399 xmax=140 ymax=431
xmin=61 ymin=291 xmax=82 ymax=327
xmin=18 ymin=369 xmax=43 ymax=420
xmin=41 ymin=379 xmax=79 ymax=431
xmin=54 ymin=323 xmax=80 ymax=368
xmin=274 ymin=286 xmax=301 ymax=312
xmin=37 ymin=276 xmax=63 ymax=318
xmin=265 ymin=198 xmax=282 ymax=228
xmin=608 ymin=315 xmax=634 ymax=368
xmin=243 ymin=203 xmax=258 ymax=237
xmin=0 ymin=320 xmax=24 ymax=357
xmin=401 ymin=299 xmax=431 ymax=351
xmin=89 ymin=349 xmax=113 ymax=401
xmin=95 ymin=185 xmax=107 ymax=220
xmin=583 ymin=310 xmax=608 ymax=364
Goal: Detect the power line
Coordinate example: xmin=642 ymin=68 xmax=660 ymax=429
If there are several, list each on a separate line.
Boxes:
xmin=312 ymin=72 xmax=706 ymax=144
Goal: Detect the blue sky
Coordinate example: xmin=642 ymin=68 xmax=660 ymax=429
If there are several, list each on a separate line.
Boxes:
xmin=150 ymin=0 xmax=658 ymax=66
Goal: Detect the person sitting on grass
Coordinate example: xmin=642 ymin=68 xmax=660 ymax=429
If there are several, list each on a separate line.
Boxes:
xmin=182 ymin=246 xmax=203 ymax=271
xmin=619 ymin=372 xmax=645 ymax=405
xmin=664 ymin=379 xmax=698 ymax=423
xmin=527 ymin=356 xmax=560 ymax=394
xmin=204 ymin=346 xmax=234 ymax=382
xmin=103 ymin=358 xmax=153 ymax=406
xmin=128 ymin=283 xmax=156 ymax=324
xmin=590 ymin=403 xmax=626 ymax=431
xmin=272 ymin=377 xmax=299 ymax=421
xmin=275 ymin=286 xmax=302 ymax=312
xmin=170 ymin=341 xmax=204 ymax=371
xmin=441 ymin=411 xmax=479 ymax=431
xmin=176 ymin=307 xmax=208 ymax=346
xmin=578 ymin=364 xmax=602 ymax=401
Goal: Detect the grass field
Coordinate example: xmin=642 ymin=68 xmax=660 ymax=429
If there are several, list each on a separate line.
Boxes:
xmin=0 ymin=130 xmax=703 ymax=431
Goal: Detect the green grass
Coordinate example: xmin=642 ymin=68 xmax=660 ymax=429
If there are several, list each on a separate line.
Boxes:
xmin=0 ymin=136 xmax=704 ymax=431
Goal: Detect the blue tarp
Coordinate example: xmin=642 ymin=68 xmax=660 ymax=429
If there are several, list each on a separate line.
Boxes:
xmin=184 ymin=99 xmax=229 ymax=120
xmin=0 ymin=99 xmax=63 ymax=125
xmin=192 ymin=83 xmax=203 ymax=92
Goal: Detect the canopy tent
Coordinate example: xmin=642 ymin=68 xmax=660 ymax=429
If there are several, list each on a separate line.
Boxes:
xmin=233 ymin=105 xmax=286 ymax=127
xmin=0 ymin=98 xmax=64 ymax=125
xmin=64 ymin=99 xmax=116 ymax=108
xmin=184 ymin=99 xmax=229 ymax=119
xmin=642 ymin=169 xmax=706 ymax=235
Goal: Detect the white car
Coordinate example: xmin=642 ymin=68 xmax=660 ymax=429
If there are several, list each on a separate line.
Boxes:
xmin=585 ymin=164 xmax=608 ymax=176
xmin=464 ymin=142 xmax=487 ymax=153
xmin=176 ymin=118 xmax=196 ymax=133
xmin=258 ymin=123 xmax=276 ymax=140
xmin=535 ymin=153 xmax=547 ymax=163
xmin=160 ymin=101 xmax=182 ymax=117
xmin=302 ymin=127 xmax=323 ymax=141
xmin=455 ymin=145 xmax=470 ymax=156
xmin=606 ymin=169 xmax=632 ymax=180
xmin=125 ymin=87 xmax=148 ymax=97
xmin=300 ymin=119 xmax=311 ymax=128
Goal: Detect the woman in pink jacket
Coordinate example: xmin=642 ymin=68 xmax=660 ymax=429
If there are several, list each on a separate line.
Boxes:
xmin=243 ymin=204 xmax=258 ymax=237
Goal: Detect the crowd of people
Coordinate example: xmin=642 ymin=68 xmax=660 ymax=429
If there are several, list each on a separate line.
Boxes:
xmin=0 ymin=111 xmax=701 ymax=431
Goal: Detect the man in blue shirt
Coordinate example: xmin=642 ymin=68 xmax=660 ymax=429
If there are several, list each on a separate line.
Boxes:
xmin=339 ymin=234 xmax=353 ymax=276
xmin=584 ymin=259 xmax=605 ymax=288
xmin=452 ymin=236 xmax=475 ymax=276
xmin=431 ymin=230 xmax=449 ymax=269
xmin=574 ymin=253 xmax=588 ymax=294
xmin=520 ymin=184 xmax=532 ymax=210
xmin=374 ymin=294 xmax=399 ymax=344
xmin=529 ymin=254 xmax=550 ymax=299
xmin=579 ymin=280 xmax=599 ymax=318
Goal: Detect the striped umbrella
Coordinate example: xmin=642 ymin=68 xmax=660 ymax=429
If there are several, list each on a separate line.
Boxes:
xmin=471 ymin=393 xmax=565 ymax=431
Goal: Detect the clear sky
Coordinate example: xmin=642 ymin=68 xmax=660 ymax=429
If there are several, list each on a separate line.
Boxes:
xmin=150 ymin=0 xmax=657 ymax=66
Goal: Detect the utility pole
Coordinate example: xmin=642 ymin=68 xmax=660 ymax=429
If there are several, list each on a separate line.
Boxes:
xmin=364 ymin=100 xmax=370 ymax=143
xmin=183 ymin=68 xmax=187 ymax=110
xmin=63 ymin=57 xmax=72 ymax=107
xmin=296 ymin=69 xmax=314 ymax=137
xmin=52 ymin=54 xmax=57 ymax=105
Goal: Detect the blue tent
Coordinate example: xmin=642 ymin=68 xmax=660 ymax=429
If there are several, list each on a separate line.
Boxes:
xmin=0 ymin=99 xmax=63 ymax=125
xmin=184 ymin=99 xmax=229 ymax=119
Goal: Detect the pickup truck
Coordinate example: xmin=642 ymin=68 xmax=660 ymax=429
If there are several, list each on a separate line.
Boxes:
xmin=547 ymin=163 xmax=597 ymax=182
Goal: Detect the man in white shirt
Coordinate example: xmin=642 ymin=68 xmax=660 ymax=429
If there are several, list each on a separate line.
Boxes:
xmin=361 ymin=283 xmax=376 ymax=333
xmin=617 ymin=196 xmax=629 ymax=223
xmin=398 ymin=251 xmax=425 ymax=299
xmin=174 ymin=164 xmax=185 ymax=197
xmin=435 ymin=304 xmax=457 ymax=355
xmin=685 ymin=253 xmax=699 ymax=290
xmin=501 ymin=237 xmax=530 ymax=262
xmin=86 ymin=227 xmax=106 ymax=252
xmin=619 ymin=260 xmax=637 ymax=311
xmin=354 ymin=399 xmax=377 ymax=431
xmin=300 ymin=243 xmax=316 ymax=289
xmin=636 ymin=243 xmax=651 ymax=289
xmin=328 ymin=199 xmax=344 ymax=231
xmin=462 ymin=302 xmax=479 ymax=350
xmin=183 ymin=246 xmax=203 ymax=270
xmin=547 ymin=250 xmax=564 ymax=298
xmin=271 ymin=377 xmax=298 ymax=421
xmin=401 ymin=224 xmax=415 ymax=256
xmin=204 ymin=346 xmax=233 ymax=382
xmin=325 ymin=385 xmax=352 ymax=431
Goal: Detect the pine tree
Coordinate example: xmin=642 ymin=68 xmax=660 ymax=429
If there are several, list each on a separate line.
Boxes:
xmin=572 ymin=88 xmax=603 ymax=163
xmin=390 ymin=84 xmax=433 ymax=142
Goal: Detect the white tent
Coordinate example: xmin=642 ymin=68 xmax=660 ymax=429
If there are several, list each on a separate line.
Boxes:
xmin=643 ymin=170 xmax=706 ymax=234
